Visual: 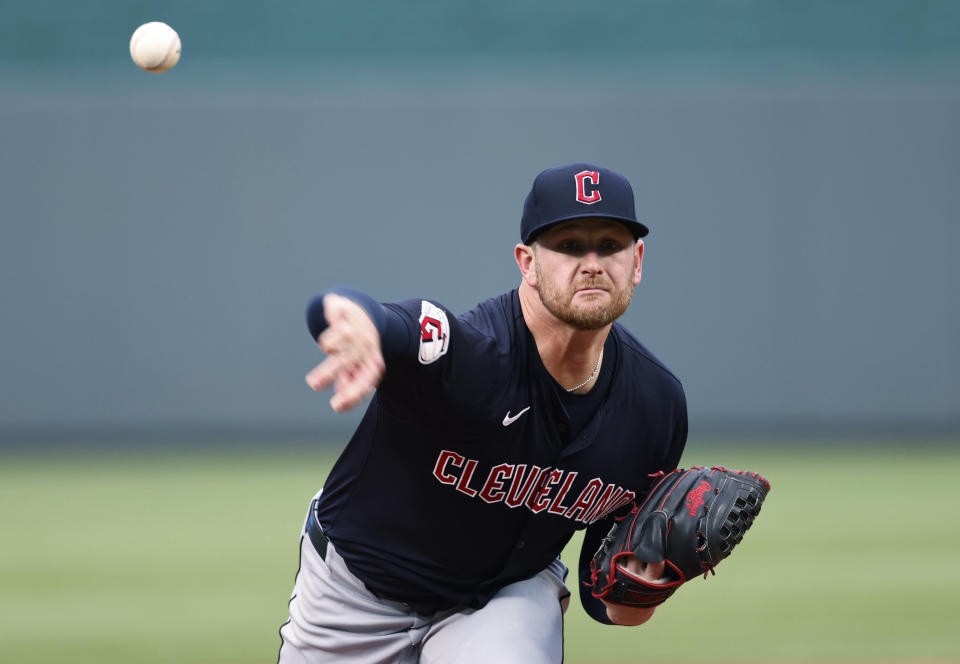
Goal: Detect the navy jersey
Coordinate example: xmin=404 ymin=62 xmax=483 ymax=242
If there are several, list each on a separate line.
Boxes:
xmin=312 ymin=290 xmax=687 ymax=616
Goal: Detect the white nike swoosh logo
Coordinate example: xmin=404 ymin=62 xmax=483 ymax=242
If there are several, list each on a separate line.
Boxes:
xmin=502 ymin=407 xmax=531 ymax=426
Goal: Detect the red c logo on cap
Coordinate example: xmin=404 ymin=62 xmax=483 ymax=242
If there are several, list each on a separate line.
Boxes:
xmin=575 ymin=170 xmax=601 ymax=204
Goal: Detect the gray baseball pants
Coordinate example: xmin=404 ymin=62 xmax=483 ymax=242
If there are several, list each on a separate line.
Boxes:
xmin=277 ymin=494 xmax=570 ymax=664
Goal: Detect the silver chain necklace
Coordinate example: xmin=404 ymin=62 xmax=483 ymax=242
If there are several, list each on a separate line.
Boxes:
xmin=565 ymin=348 xmax=604 ymax=393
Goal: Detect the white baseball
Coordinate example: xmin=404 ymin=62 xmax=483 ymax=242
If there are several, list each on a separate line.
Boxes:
xmin=129 ymin=22 xmax=181 ymax=73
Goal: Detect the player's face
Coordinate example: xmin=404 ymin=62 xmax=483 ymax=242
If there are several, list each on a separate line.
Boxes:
xmin=531 ymin=220 xmax=643 ymax=330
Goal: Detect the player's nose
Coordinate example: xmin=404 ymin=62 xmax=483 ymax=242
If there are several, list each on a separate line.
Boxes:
xmin=580 ymin=251 xmax=604 ymax=274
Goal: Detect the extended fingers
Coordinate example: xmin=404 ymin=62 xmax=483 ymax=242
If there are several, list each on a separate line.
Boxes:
xmin=330 ymin=381 xmax=370 ymax=413
xmin=330 ymin=360 xmax=382 ymax=412
xmin=318 ymin=326 xmax=384 ymax=384
xmin=308 ymin=350 xmax=384 ymax=408
xmin=306 ymin=356 xmax=381 ymax=409
xmin=305 ymin=357 xmax=340 ymax=392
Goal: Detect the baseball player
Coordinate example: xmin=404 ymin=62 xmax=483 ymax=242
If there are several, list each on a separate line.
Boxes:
xmin=278 ymin=163 xmax=688 ymax=663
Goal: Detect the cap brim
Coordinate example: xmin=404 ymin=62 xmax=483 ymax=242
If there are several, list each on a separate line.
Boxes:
xmin=524 ymin=214 xmax=649 ymax=244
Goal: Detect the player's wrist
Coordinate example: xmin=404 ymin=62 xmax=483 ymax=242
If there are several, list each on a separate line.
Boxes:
xmin=306 ymin=285 xmax=387 ymax=341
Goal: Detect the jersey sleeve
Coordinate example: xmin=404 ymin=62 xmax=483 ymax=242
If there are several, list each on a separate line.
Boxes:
xmin=378 ymin=298 xmax=505 ymax=415
xmin=577 ymin=520 xmax=616 ymax=624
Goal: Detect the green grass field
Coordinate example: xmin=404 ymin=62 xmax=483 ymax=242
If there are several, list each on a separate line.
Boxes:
xmin=1 ymin=438 xmax=958 ymax=663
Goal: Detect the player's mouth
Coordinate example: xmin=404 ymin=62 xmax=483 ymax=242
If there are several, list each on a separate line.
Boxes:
xmin=574 ymin=283 xmax=610 ymax=296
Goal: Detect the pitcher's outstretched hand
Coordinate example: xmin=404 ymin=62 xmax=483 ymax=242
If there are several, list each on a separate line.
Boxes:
xmin=305 ymin=293 xmax=385 ymax=412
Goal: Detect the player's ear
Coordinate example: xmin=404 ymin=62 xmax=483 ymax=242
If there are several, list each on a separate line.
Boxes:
xmin=633 ymin=239 xmax=644 ymax=286
xmin=515 ymin=243 xmax=537 ymax=286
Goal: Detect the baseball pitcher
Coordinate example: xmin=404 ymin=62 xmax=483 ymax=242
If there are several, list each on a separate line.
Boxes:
xmin=277 ymin=163 xmax=769 ymax=663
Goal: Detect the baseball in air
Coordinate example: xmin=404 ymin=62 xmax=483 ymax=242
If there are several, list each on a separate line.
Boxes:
xmin=129 ymin=22 xmax=181 ymax=73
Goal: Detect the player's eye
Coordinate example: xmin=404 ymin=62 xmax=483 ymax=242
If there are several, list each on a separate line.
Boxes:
xmin=597 ymin=239 xmax=623 ymax=254
xmin=558 ymin=240 xmax=582 ymax=252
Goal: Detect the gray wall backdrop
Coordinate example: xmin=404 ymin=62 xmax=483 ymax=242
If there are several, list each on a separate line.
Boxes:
xmin=2 ymin=1 xmax=958 ymax=440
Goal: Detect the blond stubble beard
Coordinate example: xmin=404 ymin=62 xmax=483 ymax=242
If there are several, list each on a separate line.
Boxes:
xmin=534 ymin=257 xmax=633 ymax=330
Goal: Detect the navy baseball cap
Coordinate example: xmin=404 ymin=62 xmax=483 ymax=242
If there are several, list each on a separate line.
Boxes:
xmin=520 ymin=163 xmax=649 ymax=244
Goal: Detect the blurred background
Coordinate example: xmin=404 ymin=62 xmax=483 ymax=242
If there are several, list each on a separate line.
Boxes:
xmin=1 ymin=1 xmax=958 ymax=662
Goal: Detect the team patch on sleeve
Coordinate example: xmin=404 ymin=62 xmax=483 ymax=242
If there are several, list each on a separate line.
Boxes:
xmin=418 ymin=300 xmax=450 ymax=365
